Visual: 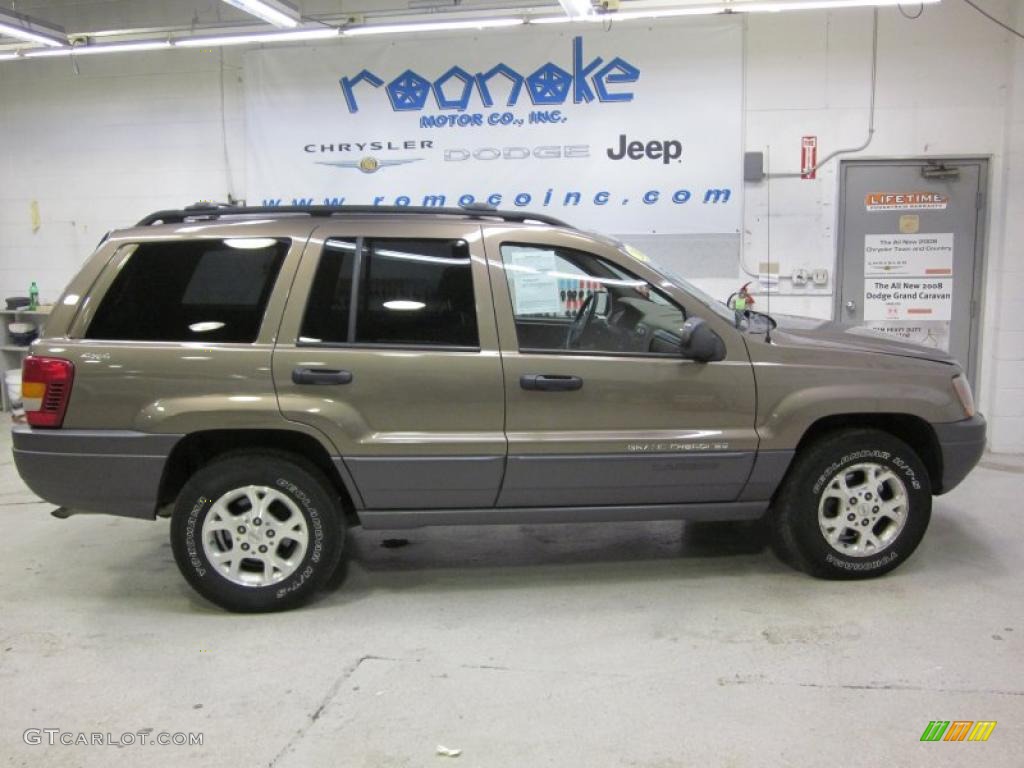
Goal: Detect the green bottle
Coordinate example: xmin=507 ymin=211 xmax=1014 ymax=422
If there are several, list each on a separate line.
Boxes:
xmin=29 ymin=282 xmax=39 ymax=311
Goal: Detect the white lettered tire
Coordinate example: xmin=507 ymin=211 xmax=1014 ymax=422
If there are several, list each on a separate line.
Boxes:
xmin=170 ymin=452 xmax=345 ymax=611
xmin=770 ymin=429 xmax=932 ymax=579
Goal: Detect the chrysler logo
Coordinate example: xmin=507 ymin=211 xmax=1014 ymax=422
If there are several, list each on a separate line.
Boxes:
xmin=316 ymin=156 xmax=422 ymax=173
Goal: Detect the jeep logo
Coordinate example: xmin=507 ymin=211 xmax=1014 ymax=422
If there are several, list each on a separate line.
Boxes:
xmin=607 ymin=135 xmax=682 ymax=164
xmin=444 ymin=146 xmax=589 ymax=161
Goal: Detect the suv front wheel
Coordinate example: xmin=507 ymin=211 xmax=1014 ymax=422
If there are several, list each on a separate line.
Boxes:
xmin=770 ymin=429 xmax=932 ymax=579
xmin=170 ymin=452 xmax=345 ymax=611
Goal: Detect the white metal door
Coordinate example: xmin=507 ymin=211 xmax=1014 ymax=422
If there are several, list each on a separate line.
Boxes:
xmin=836 ymin=158 xmax=987 ymax=384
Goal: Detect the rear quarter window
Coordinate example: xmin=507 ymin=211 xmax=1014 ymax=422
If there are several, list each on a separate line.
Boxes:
xmin=86 ymin=238 xmax=288 ymax=343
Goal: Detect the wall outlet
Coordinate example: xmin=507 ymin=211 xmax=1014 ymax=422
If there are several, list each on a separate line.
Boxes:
xmin=812 ymin=268 xmax=829 ymax=285
xmin=792 ymin=268 xmax=809 ymax=286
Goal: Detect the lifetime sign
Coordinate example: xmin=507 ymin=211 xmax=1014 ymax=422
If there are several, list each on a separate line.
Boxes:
xmin=865 ymin=192 xmax=949 ymax=211
xmin=339 ymin=36 xmax=640 ymax=113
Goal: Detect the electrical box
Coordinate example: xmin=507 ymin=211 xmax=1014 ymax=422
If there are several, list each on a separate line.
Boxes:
xmin=744 ymin=152 xmax=764 ymax=182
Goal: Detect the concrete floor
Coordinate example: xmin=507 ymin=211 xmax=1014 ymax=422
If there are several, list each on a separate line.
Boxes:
xmin=1 ymin=423 xmax=1022 ymax=768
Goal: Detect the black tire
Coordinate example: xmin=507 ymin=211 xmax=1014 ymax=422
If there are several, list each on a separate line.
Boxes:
xmin=170 ymin=452 xmax=345 ymax=612
xmin=769 ymin=429 xmax=932 ymax=579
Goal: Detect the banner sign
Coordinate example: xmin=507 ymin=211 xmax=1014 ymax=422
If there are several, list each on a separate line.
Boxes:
xmin=244 ymin=22 xmax=743 ymax=234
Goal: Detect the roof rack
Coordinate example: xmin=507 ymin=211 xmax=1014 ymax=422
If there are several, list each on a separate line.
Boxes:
xmin=135 ymin=202 xmax=573 ymax=229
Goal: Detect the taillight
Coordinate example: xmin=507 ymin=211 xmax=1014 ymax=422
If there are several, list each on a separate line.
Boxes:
xmin=952 ymin=374 xmax=976 ymax=418
xmin=22 ymin=356 xmax=74 ymax=428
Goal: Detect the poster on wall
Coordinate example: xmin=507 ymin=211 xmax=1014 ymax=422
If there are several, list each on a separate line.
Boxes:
xmin=243 ymin=21 xmax=743 ymax=235
xmin=862 ymin=321 xmax=950 ymax=351
xmin=863 ymin=277 xmax=953 ymax=321
xmin=862 ymin=232 xmax=955 ymax=350
xmin=864 ymin=233 xmax=953 ymax=278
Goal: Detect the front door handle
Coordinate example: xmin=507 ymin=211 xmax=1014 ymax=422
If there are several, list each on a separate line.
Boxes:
xmin=292 ymin=367 xmax=353 ymax=385
xmin=520 ymin=374 xmax=583 ymax=392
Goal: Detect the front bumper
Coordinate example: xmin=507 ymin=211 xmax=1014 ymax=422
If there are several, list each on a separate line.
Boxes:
xmin=932 ymin=414 xmax=987 ymax=494
xmin=12 ymin=426 xmax=180 ymax=519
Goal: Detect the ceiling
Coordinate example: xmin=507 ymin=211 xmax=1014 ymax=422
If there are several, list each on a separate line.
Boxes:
xmin=0 ymin=0 xmax=945 ymax=53
xmin=2 ymin=0 xmax=556 ymax=39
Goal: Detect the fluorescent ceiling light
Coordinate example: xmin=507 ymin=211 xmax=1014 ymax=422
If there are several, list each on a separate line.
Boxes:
xmin=221 ymin=0 xmax=301 ymax=29
xmin=374 ymin=247 xmax=470 ymax=266
xmin=176 ymin=27 xmax=339 ymax=47
xmin=558 ymin=0 xmax=595 ymax=19
xmin=530 ymin=0 xmax=940 ymax=23
xmin=608 ymin=6 xmax=727 ymax=20
xmin=224 ymin=237 xmax=278 ymax=249
xmin=382 ymin=300 xmax=426 ymax=311
xmin=188 ymin=322 xmax=227 ymax=333
xmin=22 ymin=40 xmax=173 ymax=57
xmin=740 ymin=0 xmax=939 ymax=9
xmin=9 ymin=25 xmax=338 ymax=59
xmin=530 ymin=7 xmax=715 ymax=22
xmin=0 ymin=9 xmax=68 ymax=47
xmin=342 ymin=18 xmax=524 ymax=36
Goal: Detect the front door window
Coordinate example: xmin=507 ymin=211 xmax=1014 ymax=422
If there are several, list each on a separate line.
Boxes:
xmin=500 ymin=243 xmax=686 ymax=356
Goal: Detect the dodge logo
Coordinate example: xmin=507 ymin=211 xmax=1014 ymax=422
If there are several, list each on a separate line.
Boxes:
xmin=444 ymin=146 xmax=589 ymax=161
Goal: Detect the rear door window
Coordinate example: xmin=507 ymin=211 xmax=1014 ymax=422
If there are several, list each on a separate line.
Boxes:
xmin=86 ymin=238 xmax=288 ymax=343
xmin=300 ymin=237 xmax=478 ymax=348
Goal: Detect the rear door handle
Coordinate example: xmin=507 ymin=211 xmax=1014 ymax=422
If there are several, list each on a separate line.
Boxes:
xmin=292 ymin=367 xmax=353 ymax=385
xmin=520 ymin=374 xmax=583 ymax=391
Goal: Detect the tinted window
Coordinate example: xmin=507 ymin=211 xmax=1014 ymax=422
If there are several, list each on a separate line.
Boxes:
xmin=299 ymin=239 xmax=357 ymax=344
xmin=87 ymin=239 xmax=288 ymax=343
xmin=501 ymin=243 xmax=685 ymax=356
xmin=301 ymin=238 xmax=478 ymax=348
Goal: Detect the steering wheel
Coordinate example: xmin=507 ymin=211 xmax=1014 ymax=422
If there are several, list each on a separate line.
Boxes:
xmin=566 ymin=292 xmax=597 ymax=350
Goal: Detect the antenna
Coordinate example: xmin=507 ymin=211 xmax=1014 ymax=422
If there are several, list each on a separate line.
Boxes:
xmin=765 ymin=145 xmax=773 ymax=344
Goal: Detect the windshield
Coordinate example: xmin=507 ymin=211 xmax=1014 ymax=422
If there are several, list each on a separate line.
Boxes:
xmin=618 ymin=242 xmax=736 ymax=322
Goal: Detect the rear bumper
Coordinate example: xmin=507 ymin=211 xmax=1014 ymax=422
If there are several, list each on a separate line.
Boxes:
xmin=12 ymin=426 xmax=180 ymax=519
xmin=932 ymin=414 xmax=987 ymax=494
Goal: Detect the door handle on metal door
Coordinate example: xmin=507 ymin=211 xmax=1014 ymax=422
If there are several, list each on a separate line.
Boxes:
xmin=520 ymin=374 xmax=583 ymax=391
xmin=845 ymin=300 xmax=856 ymax=312
xmin=291 ymin=367 xmax=353 ymax=385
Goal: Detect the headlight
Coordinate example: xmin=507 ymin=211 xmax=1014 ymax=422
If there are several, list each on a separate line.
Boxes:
xmin=952 ymin=374 xmax=976 ymax=418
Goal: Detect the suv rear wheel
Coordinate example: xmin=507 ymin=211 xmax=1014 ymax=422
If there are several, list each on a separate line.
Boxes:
xmin=170 ymin=452 xmax=345 ymax=611
xmin=770 ymin=429 xmax=932 ymax=579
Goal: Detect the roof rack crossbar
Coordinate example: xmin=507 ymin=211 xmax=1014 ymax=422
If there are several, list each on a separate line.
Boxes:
xmin=135 ymin=204 xmax=573 ymax=229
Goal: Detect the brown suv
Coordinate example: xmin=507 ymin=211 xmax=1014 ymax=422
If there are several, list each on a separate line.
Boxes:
xmin=13 ymin=204 xmax=986 ymax=611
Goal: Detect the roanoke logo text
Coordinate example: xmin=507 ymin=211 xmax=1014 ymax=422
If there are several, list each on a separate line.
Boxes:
xmin=339 ymin=36 xmax=639 ymax=114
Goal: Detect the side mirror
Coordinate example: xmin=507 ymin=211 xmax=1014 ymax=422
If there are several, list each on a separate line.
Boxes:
xmin=679 ymin=317 xmax=726 ymax=363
